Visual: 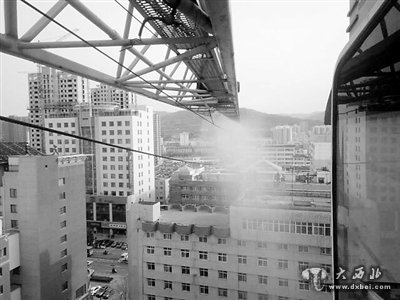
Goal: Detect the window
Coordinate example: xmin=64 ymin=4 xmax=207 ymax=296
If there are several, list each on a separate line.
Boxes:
xmin=147 ymin=278 xmax=155 ymax=287
xmin=278 ymin=297 xmax=289 ymax=300
xmin=238 ymin=291 xmax=248 ymax=300
xmin=61 ymin=263 xmax=68 ymax=272
xmin=199 ymin=251 xmax=208 ymax=260
xmin=180 ymin=235 xmax=189 ymax=241
xmin=218 ymin=238 xmax=226 ymax=244
xmin=60 ymin=234 xmax=67 ymax=243
xmin=60 ymin=249 xmax=67 ymax=258
xmin=257 ymin=241 xmax=267 ymax=248
xmin=181 ymin=266 xmax=190 ymax=274
xmin=258 ymin=275 xmax=268 ymax=285
xmin=299 ymin=245 xmax=309 ymax=252
xmin=58 ymin=177 xmax=66 ymax=186
xmin=238 ymin=255 xmax=247 ymax=264
xmin=199 ymin=268 xmax=208 ymax=277
xmin=322 ymin=264 xmax=332 ymax=274
xmin=299 ymin=280 xmax=310 ymax=290
xmin=59 ymin=192 xmax=66 ymax=199
xmin=164 ymin=281 xmax=172 ymax=290
xmin=199 ymin=236 xmax=207 ymax=243
xmin=278 ymin=243 xmax=288 ymax=250
xmin=62 ymin=281 xmax=68 ymax=291
xmin=146 ymin=232 xmax=154 ymax=238
xmin=10 ymin=204 xmax=17 ymax=213
xmin=299 ymin=261 xmax=309 ymax=272
xmin=278 ymin=278 xmax=289 ymax=287
xmin=182 ymin=283 xmax=190 ymax=292
xmin=237 ymin=240 xmax=247 ymax=247
xmin=258 ymin=257 xmax=268 ymax=267
xmin=181 ymin=249 xmax=190 ymax=258
xmin=218 ymin=288 xmax=228 ymax=297
xmin=163 ymin=248 xmax=172 ymax=256
xmin=146 ymin=246 xmax=155 ymax=254
xmin=164 ymin=264 xmax=172 ymax=273
xmin=218 ymin=270 xmax=227 ymax=279
xmin=10 ymin=188 xmax=17 ymax=198
xmin=258 ymin=294 xmax=269 ymax=300
xmin=163 ymin=233 xmax=172 ymax=240
xmin=218 ymin=253 xmax=227 ymax=262
xmin=60 ymin=206 xmax=66 ymax=214
xmin=147 ymin=296 xmax=155 ymax=300
xmin=11 ymin=220 xmax=18 ymax=228
xmin=238 ymin=273 xmax=247 ymax=282
xmin=199 ymin=285 xmax=209 ymax=294
xmin=278 ymin=259 xmax=288 ymax=270
xmin=320 ymin=247 xmax=332 ymax=255
xmin=147 ymin=262 xmax=155 ymax=270
xmin=60 ymin=220 xmax=67 ymax=228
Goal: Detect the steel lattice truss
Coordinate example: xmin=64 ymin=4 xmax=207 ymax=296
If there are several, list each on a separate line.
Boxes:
xmin=0 ymin=0 xmax=239 ymax=119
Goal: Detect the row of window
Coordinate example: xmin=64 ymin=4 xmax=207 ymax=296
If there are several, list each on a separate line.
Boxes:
xmin=243 ymin=219 xmax=331 ymax=236
xmin=101 ymin=121 xmax=130 ymax=127
xmin=149 ymin=233 xmax=331 ymax=255
xmin=146 ymin=280 xmax=310 ymax=298
xmin=48 ymin=122 xmax=76 ymax=128
xmin=48 ymin=139 xmax=76 ymax=145
xmin=101 ymin=130 xmax=131 ymax=135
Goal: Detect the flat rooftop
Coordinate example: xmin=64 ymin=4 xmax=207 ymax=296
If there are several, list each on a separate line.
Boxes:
xmin=159 ymin=210 xmax=229 ymax=227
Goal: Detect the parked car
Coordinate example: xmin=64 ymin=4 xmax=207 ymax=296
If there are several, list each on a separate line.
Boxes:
xmin=90 ymin=286 xmax=101 ymax=296
xmin=95 ymin=286 xmax=107 ymax=298
xmin=116 ymin=242 xmax=122 ymax=248
xmin=105 ymin=240 xmax=113 ymax=247
xmin=121 ymin=244 xmax=127 ymax=250
xmin=111 ymin=242 xmax=117 ymax=248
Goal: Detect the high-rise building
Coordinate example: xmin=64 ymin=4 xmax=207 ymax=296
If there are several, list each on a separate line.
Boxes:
xmin=28 ymin=66 xmax=89 ymax=152
xmin=331 ymin=1 xmax=400 ymax=299
xmin=271 ymin=125 xmax=293 ymax=144
xmin=153 ymin=113 xmax=162 ymax=165
xmin=0 ymin=116 xmax=29 ymax=143
xmin=179 ymin=132 xmax=190 ymax=146
xmin=310 ymin=125 xmax=332 ymax=143
xmin=127 ymin=199 xmax=332 ymax=300
xmin=0 ymin=150 xmax=89 ymax=300
xmin=90 ymin=83 xmax=132 ymax=109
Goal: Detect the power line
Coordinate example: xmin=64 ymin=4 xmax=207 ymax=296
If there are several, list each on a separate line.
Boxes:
xmin=20 ymin=0 xmax=221 ymax=128
xmin=0 ymin=115 xmax=207 ymax=165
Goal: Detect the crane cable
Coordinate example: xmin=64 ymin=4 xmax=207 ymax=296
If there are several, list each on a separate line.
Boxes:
xmin=0 ymin=115 xmax=208 ymax=165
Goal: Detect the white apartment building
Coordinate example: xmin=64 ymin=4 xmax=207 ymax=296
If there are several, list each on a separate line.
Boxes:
xmin=127 ymin=199 xmax=332 ymax=300
xmin=263 ymin=145 xmax=311 ymax=171
xmin=1 ymin=154 xmax=89 ymax=300
xmin=0 ymin=219 xmax=20 ymax=300
xmin=94 ymin=106 xmax=155 ymax=200
xmin=153 ymin=113 xmax=162 ymax=165
xmin=28 ymin=66 xmax=89 ymax=152
xmin=90 ymin=83 xmax=132 ymax=109
xmin=42 ymin=106 xmax=155 ymax=198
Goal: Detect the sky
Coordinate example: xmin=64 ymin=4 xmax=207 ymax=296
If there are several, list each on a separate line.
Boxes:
xmin=0 ymin=0 xmax=349 ymax=117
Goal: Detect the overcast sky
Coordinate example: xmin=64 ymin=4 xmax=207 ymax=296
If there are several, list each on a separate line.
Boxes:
xmin=0 ymin=0 xmax=349 ymax=116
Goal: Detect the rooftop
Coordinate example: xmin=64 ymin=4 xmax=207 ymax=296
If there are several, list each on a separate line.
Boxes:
xmin=159 ymin=210 xmax=229 ymax=227
xmin=0 ymin=142 xmax=44 ymax=164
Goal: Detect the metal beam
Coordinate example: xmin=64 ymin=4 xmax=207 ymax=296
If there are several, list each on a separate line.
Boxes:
xmin=117 ymin=42 xmax=216 ymax=82
xmin=0 ymin=34 xmax=180 ymax=108
xmin=203 ymin=0 xmax=239 ymax=113
xmin=4 ymin=0 xmax=18 ymax=38
xmin=20 ymin=0 xmax=68 ymax=42
xmin=116 ymin=1 xmax=134 ymax=78
xmin=66 ymin=0 xmax=199 ymax=94
xmin=18 ymin=37 xmax=215 ymax=49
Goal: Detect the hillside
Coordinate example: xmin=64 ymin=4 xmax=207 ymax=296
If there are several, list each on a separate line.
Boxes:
xmin=158 ymin=108 xmax=323 ymax=139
